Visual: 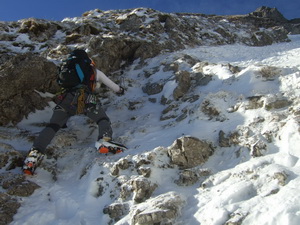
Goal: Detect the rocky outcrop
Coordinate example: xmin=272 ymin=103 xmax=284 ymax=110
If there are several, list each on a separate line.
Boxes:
xmin=18 ymin=18 xmax=61 ymax=42
xmin=132 ymin=192 xmax=185 ymax=225
xmin=0 ymin=144 xmax=40 ymax=225
xmin=173 ymin=70 xmax=191 ymax=100
xmin=81 ymin=137 xmax=211 ymax=224
xmin=0 ymin=7 xmax=295 ymax=125
xmin=250 ymin=6 xmax=288 ymax=23
xmin=0 ymin=7 xmax=292 ymax=65
xmin=249 ymin=6 xmax=300 ymax=34
xmin=0 ymin=173 xmax=40 ymax=197
xmin=168 ymin=136 xmax=214 ymax=169
xmin=0 ymin=53 xmax=59 ymax=125
xmin=0 ymin=193 xmax=21 ymax=225
xmin=103 ymin=203 xmax=130 ymax=222
xmin=0 ymin=6 xmax=299 ymax=225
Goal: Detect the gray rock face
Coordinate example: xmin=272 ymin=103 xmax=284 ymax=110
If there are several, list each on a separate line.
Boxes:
xmin=250 ymin=6 xmax=288 ymax=23
xmin=0 ymin=7 xmax=298 ymax=224
xmin=265 ymin=98 xmax=293 ymax=111
xmin=0 ymin=53 xmax=59 ymax=125
xmin=142 ymin=82 xmax=164 ymax=95
xmin=175 ymin=169 xmax=199 ymax=186
xmin=173 ymin=70 xmax=191 ymax=100
xmin=0 ymin=7 xmax=294 ymax=125
xmin=132 ymin=192 xmax=185 ymax=225
xmin=168 ymin=136 xmax=214 ymax=169
xmin=103 ymin=203 xmax=130 ymax=222
xmin=0 ymin=173 xmax=40 ymax=197
xmin=131 ymin=177 xmax=158 ymax=203
xmin=0 ymin=193 xmax=21 ymax=225
xmin=18 ymin=18 xmax=61 ymax=42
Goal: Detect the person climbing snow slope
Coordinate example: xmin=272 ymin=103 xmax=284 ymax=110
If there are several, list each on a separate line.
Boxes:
xmin=23 ymin=49 xmax=126 ymax=175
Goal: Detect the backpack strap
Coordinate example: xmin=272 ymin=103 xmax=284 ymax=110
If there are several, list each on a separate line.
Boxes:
xmin=75 ymin=64 xmax=85 ymax=82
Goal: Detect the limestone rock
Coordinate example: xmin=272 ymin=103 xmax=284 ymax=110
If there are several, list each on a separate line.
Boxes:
xmin=219 ymin=130 xmax=231 ymax=147
xmin=265 ymin=98 xmax=293 ymax=111
xmin=168 ymin=136 xmax=214 ymax=169
xmin=137 ymin=167 xmax=152 ymax=178
xmin=103 ymin=202 xmax=129 ymax=222
xmin=201 ymin=100 xmax=222 ymax=120
xmin=173 ymin=70 xmax=191 ymax=100
xmin=0 ymin=53 xmax=59 ymax=125
xmin=245 ymin=96 xmax=264 ymax=110
xmin=142 ymin=82 xmax=164 ymax=95
xmin=0 ymin=150 xmax=24 ymax=170
xmin=18 ymin=18 xmax=60 ymax=42
xmin=0 ymin=193 xmax=21 ymax=225
xmin=132 ymin=192 xmax=185 ymax=225
xmin=131 ymin=177 xmax=158 ymax=203
xmin=175 ymin=169 xmax=199 ymax=186
xmin=0 ymin=173 xmax=40 ymax=197
xmin=250 ymin=6 xmax=288 ymax=23
xmin=0 ymin=7 xmax=293 ymax=125
xmin=110 ymin=158 xmax=133 ymax=176
xmin=250 ymin=140 xmax=267 ymax=157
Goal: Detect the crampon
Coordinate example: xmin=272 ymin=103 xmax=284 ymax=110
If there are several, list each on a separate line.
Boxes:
xmin=23 ymin=148 xmax=44 ymax=175
xmin=96 ymin=139 xmax=127 ymax=154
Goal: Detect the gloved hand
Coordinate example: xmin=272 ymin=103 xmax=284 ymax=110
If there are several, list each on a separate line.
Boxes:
xmin=116 ymin=86 xmax=125 ymax=96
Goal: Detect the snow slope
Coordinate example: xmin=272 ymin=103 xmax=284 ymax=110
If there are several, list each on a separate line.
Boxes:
xmin=2 ymin=35 xmax=300 ymax=224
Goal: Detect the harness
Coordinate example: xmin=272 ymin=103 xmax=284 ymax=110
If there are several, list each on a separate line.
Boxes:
xmin=54 ymin=86 xmax=99 ymax=115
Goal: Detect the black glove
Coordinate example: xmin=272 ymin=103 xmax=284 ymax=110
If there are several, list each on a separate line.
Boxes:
xmin=116 ymin=86 xmax=125 ymax=96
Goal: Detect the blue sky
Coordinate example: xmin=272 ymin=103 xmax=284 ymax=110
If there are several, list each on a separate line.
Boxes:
xmin=1 ymin=0 xmax=299 ymax=21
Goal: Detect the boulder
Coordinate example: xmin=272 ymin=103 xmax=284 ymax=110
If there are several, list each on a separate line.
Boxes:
xmin=18 ymin=18 xmax=60 ymax=42
xmin=175 ymin=169 xmax=199 ymax=186
xmin=250 ymin=6 xmax=288 ymax=23
xmin=0 ymin=193 xmax=21 ymax=225
xmin=265 ymin=98 xmax=293 ymax=111
xmin=0 ymin=53 xmax=59 ymax=125
xmin=142 ymin=82 xmax=164 ymax=95
xmin=88 ymin=36 xmax=162 ymax=75
xmin=0 ymin=173 xmax=40 ymax=197
xmin=132 ymin=192 xmax=185 ymax=225
xmin=131 ymin=177 xmax=158 ymax=203
xmin=103 ymin=203 xmax=129 ymax=222
xmin=168 ymin=136 xmax=214 ymax=169
xmin=173 ymin=70 xmax=191 ymax=100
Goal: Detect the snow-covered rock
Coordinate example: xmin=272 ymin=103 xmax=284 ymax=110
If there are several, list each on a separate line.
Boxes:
xmin=0 ymin=6 xmax=300 ymax=225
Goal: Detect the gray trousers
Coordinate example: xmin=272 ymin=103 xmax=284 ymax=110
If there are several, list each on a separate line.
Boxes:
xmin=33 ymin=91 xmax=112 ymax=154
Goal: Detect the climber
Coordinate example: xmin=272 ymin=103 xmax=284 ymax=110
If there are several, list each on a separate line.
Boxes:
xmin=23 ymin=49 xmax=126 ymax=175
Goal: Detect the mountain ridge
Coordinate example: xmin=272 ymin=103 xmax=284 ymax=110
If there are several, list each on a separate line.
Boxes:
xmin=0 ymin=6 xmax=299 ymax=225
